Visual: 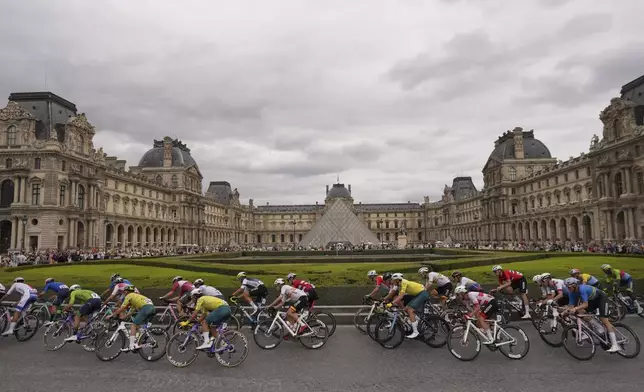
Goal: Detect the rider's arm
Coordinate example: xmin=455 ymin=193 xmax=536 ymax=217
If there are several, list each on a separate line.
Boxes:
xmin=267 ymin=295 xmax=284 ymax=308
xmin=38 ymin=283 xmax=49 ymax=298
xmin=497 ymin=279 xmax=511 ymax=291
xmin=63 ymin=292 xmax=76 ymax=312
xmin=367 ymin=285 xmax=382 ymax=299
xmin=231 ymin=286 xmax=244 ymax=297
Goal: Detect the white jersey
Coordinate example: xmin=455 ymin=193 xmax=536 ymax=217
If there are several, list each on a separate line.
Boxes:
xmin=540 ymin=285 xmax=550 ymax=298
xmin=426 ymin=272 xmax=450 ymax=287
xmin=466 ymin=291 xmax=494 ymax=307
xmin=240 ymin=278 xmax=264 ymax=290
xmin=280 ymin=285 xmax=307 ymax=302
xmin=458 ymin=277 xmax=478 ymax=289
xmin=200 ymin=285 xmax=223 ymax=297
xmin=549 ymin=279 xmax=565 ymax=293
xmin=111 ymin=282 xmax=139 ymax=296
xmin=6 ymin=282 xmax=37 ymax=297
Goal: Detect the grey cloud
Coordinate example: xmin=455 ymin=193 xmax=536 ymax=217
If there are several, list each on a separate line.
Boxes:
xmin=557 ymin=13 xmax=613 ymax=39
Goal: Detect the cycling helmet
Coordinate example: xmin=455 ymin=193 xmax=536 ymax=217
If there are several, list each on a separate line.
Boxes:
xmin=114 ymin=277 xmax=124 ymax=284
xmin=391 ymin=273 xmax=404 ymax=281
xmin=382 ymin=272 xmax=392 ymax=281
xmin=564 ymin=277 xmax=579 ymax=286
xmin=451 ymin=270 xmax=462 ymax=278
xmin=13 ymin=277 xmax=24 ymax=283
xmin=110 ymin=273 xmax=120 ymax=281
xmin=532 ymin=274 xmax=542 ymax=283
xmin=453 ymin=285 xmax=467 ymax=294
xmin=367 ymin=270 xmax=377 ymax=278
xmin=287 ymin=272 xmax=297 ymax=280
xmin=193 ymin=278 xmax=204 ymax=287
xmin=274 ymin=278 xmax=285 ymax=287
xmin=172 ymin=276 xmax=182 ymax=283
xmin=123 ymin=285 xmax=136 ymax=292
xmin=190 ymin=288 xmax=202 ymax=297
xmin=236 ymin=272 xmax=247 ymax=280
xmin=541 ymin=273 xmax=552 ymax=280
xmin=69 ymin=284 xmax=81 ymax=291
xmin=418 ymin=267 xmax=430 ymax=277
xmin=569 ymin=268 xmax=580 ymax=275
xmin=45 ymin=278 xmax=54 ymax=284
xmin=600 ymin=264 xmax=611 ymax=271
xmin=492 ymin=265 xmax=502 ymax=272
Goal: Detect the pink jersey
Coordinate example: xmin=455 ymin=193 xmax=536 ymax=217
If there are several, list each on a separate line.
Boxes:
xmin=111 ymin=283 xmax=139 ymax=296
xmin=466 ymin=291 xmax=494 ymax=309
xmin=172 ymin=280 xmax=194 ymax=294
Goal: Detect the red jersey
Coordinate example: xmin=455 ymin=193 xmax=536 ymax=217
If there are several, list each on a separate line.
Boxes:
xmin=291 ymin=279 xmax=315 ymax=292
xmin=172 ymin=280 xmax=194 ymax=294
xmin=375 ymin=276 xmax=391 ymax=289
xmin=499 ymin=270 xmax=524 ymax=284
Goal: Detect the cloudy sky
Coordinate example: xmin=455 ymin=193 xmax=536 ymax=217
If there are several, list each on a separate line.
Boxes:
xmin=1 ymin=0 xmax=642 ymax=205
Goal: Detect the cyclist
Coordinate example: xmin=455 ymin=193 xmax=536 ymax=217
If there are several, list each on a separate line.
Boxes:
xmin=230 ymin=272 xmax=268 ymax=315
xmin=533 ymin=274 xmax=550 ymax=302
xmin=193 ymin=279 xmax=225 ymax=301
xmin=159 ymin=276 xmax=194 ymax=316
xmin=600 ymin=264 xmax=642 ymax=314
xmin=385 ymin=273 xmax=427 ymax=339
xmin=0 ymin=277 xmax=38 ymax=336
xmin=454 ymin=285 xmax=497 ymax=343
xmin=180 ymin=288 xmax=231 ymax=350
xmin=266 ymin=278 xmax=308 ymax=330
xmin=103 ymin=277 xmax=139 ymax=306
xmin=562 ymin=277 xmax=621 ymax=353
xmin=108 ymin=285 xmax=156 ymax=352
xmin=569 ymin=269 xmax=600 ymax=289
xmin=100 ymin=273 xmax=131 ymax=298
xmin=540 ymin=273 xmax=569 ymax=306
xmin=366 ymin=271 xmax=392 ymax=300
xmin=451 ymin=271 xmax=483 ymax=292
xmin=491 ymin=265 xmax=531 ymax=319
xmin=62 ymin=285 xmax=102 ymax=342
xmin=286 ymin=273 xmax=319 ymax=308
xmin=39 ymin=278 xmax=70 ymax=323
xmin=419 ymin=267 xmax=453 ymax=298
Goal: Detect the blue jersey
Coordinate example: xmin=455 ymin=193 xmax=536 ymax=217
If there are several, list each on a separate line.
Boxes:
xmin=568 ymin=284 xmax=599 ymax=305
xmin=43 ymin=282 xmax=69 ymax=293
xmin=109 ymin=279 xmax=131 ymax=289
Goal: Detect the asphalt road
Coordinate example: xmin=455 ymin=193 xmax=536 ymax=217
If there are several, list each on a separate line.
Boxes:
xmin=1 ymin=320 xmax=643 ymax=392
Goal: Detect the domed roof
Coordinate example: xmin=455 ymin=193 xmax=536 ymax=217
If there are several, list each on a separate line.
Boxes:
xmin=326 ymin=183 xmax=352 ymax=199
xmin=488 ymin=129 xmax=552 ymax=161
xmin=138 ymin=138 xmax=198 ymax=169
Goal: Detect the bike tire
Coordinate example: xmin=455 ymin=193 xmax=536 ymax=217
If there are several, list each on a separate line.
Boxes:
xmin=82 ymin=321 xmax=108 ymax=352
xmin=43 ymin=320 xmax=72 ymax=351
xmin=353 ymin=307 xmax=371 ymax=334
xmin=614 ymin=322 xmax=641 ymax=359
xmin=15 ymin=314 xmax=39 ymax=342
xmin=95 ymin=330 xmax=127 ymax=361
xmin=421 ymin=315 xmax=450 ymax=348
xmin=562 ymin=325 xmax=596 ymax=361
xmin=374 ymin=318 xmax=405 ymax=349
xmin=138 ymin=327 xmax=169 ymax=362
xmin=152 ymin=311 xmax=174 ymax=330
xmin=215 ymin=330 xmax=249 ymax=367
xmin=367 ymin=314 xmax=387 ymax=341
xmin=166 ymin=332 xmax=199 ymax=368
xmin=225 ymin=315 xmax=242 ymax=331
xmin=299 ymin=319 xmax=329 ymax=349
xmin=253 ymin=318 xmax=284 ymax=350
xmin=497 ymin=325 xmax=530 ymax=360
xmin=171 ymin=315 xmax=192 ymax=335
xmin=312 ymin=311 xmax=336 ymax=337
xmin=536 ymin=316 xmax=563 ymax=348
xmin=447 ymin=325 xmax=482 ymax=361
xmin=30 ymin=306 xmax=50 ymax=327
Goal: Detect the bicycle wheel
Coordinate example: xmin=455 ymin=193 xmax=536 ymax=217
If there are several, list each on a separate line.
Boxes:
xmin=166 ymin=332 xmax=199 ymax=368
xmin=614 ymin=322 xmax=640 ymax=359
xmin=15 ymin=314 xmax=39 ymax=342
xmin=43 ymin=320 xmax=72 ymax=351
xmin=299 ymin=320 xmax=329 ymax=349
xmin=253 ymin=318 xmax=284 ymax=350
xmin=537 ymin=316 xmax=563 ymax=347
xmin=225 ymin=315 xmax=241 ymax=331
xmin=562 ymin=325 xmax=596 ymax=360
xmin=497 ymin=325 xmax=530 ymax=360
xmin=138 ymin=327 xmax=169 ymax=361
xmin=152 ymin=311 xmax=174 ymax=330
xmin=374 ymin=319 xmax=405 ymax=349
xmin=215 ymin=330 xmax=249 ymax=367
xmin=367 ymin=314 xmax=387 ymax=341
xmin=82 ymin=321 xmax=108 ymax=352
xmin=422 ymin=315 xmax=450 ymax=348
xmin=312 ymin=311 xmax=336 ymax=337
xmin=95 ymin=330 xmax=127 ymax=361
xmin=353 ymin=307 xmax=371 ymax=334
xmin=608 ymin=298 xmax=626 ymax=322
xmin=171 ymin=315 xmax=191 ymax=335
xmin=30 ymin=306 xmax=50 ymax=327
xmin=447 ymin=325 xmax=481 ymax=361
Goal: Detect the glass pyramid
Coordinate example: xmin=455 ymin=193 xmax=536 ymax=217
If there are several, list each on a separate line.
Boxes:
xmin=299 ymin=198 xmax=380 ymax=247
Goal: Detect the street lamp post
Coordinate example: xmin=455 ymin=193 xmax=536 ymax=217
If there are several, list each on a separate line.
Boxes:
xmin=473 ymin=215 xmax=479 ymax=249
xmin=377 ymin=219 xmax=384 ymax=248
xmin=290 ymin=220 xmax=297 ymax=246
xmin=21 ymin=215 xmax=27 ymax=251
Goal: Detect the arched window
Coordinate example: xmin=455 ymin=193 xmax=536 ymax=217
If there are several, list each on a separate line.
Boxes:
xmin=298 ymin=233 xmax=303 ymax=242
xmin=5 ymin=158 xmax=12 ymax=169
xmin=615 ymin=172 xmax=623 ymax=195
xmin=6 ymin=125 xmax=17 ymax=145
xmin=171 ymin=174 xmax=178 ymax=188
xmin=280 ymin=234 xmax=285 ymax=243
xmin=509 ymin=167 xmax=517 ymax=181
xmin=77 ymin=185 xmax=85 ymax=209
xmin=34 ymin=158 xmax=41 ymax=169
xmin=385 ymin=233 xmax=390 ymax=241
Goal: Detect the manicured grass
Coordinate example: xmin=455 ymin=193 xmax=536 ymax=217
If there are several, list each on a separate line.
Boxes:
xmin=453 ymin=256 xmax=644 ymax=284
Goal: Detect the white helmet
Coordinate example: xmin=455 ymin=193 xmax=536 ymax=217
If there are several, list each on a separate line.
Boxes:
xmin=13 ymin=277 xmax=24 ymax=283
xmin=454 ymin=285 xmax=468 ymax=294
xmin=564 ymin=277 xmax=579 ymax=286
xmin=541 ymin=273 xmax=552 ymax=280
xmin=367 ymin=270 xmax=377 ymax=278
xmin=190 ymin=288 xmax=202 ymax=297
xmin=172 ymin=276 xmax=182 ymax=283
xmin=69 ymin=284 xmax=81 ymax=291
xmin=532 ymin=274 xmax=542 ymax=283
xmin=492 ymin=265 xmax=502 ymax=272
xmin=287 ymin=272 xmax=297 ymax=280
xmin=274 ymin=278 xmax=285 ymax=287
xmin=418 ymin=267 xmax=430 ymax=277
xmin=391 ymin=273 xmax=404 ymax=281
xmin=193 ymin=278 xmax=204 ymax=287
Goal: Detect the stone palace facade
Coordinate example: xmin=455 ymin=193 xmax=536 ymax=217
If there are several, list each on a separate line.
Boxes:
xmin=0 ymin=75 xmax=643 ymax=252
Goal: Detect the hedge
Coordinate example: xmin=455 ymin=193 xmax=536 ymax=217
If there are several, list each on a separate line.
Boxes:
xmin=186 ymin=254 xmax=462 ymax=265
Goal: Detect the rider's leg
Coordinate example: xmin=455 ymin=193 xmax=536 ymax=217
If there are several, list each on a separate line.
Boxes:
xmin=200 ymin=317 xmax=210 ymax=343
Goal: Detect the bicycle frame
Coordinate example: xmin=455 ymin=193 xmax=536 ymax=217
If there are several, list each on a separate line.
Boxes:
xmin=571 ymin=314 xmax=628 ymax=347
xmin=157 ymin=303 xmax=179 ymax=323
xmin=107 ymin=320 xmax=154 ymax=349
xmin=461 ymin=318 xmax=516 ymax=348
xmin=268 ymin=310 xmax=313 ymax=337
xmin=180 ymin=322 xmax=234 ymax=354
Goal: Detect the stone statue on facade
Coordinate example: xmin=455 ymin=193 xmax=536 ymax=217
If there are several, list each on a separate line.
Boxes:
xmin=590 ymin=134 xmax=599 ymax=149
xmin=424 ymin=196 xmax=429 ymax=204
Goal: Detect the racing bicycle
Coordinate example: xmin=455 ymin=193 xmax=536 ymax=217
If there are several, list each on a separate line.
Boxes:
xmin=447 ymin=315 xmax=530 ymax=361
xmin=561 ymin=312 xmax=640 ymax=360
xmin=0 ymin=305 xmax=40 ymax=341
xmin=43 ymin=306 xmax=111 ymax=352
xmin=95 ymin=317 xmax=169 ymax=362
xmin=253 ymin=308 xmax=328 ymax=350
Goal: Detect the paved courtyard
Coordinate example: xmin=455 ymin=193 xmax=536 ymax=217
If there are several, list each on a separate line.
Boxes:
xmin=1 ymin=322 xmax=642 ymax=392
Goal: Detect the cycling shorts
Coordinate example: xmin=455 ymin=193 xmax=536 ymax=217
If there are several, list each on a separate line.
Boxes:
xmin=480 ymin=299 xmax=498 ymax=320
xmin=178 ymin=292 xmax=192 ymax=306
xmin=16 ymin=294 xmax=37 ymax=312
xmin=407 ymin=290 xmax=429 ymax=313
xmin=79 ymin=298 xmax=102 ymax=316
xmin=205 ymin=305 xmax=231 ymax=326
xmin=133 ymin=305 xmax=156 ymax=325
xmin=510 ymin=277 xmax=528 ymax=294
xmin=53 ymin=289 xmax=70 ymax=306
xmin=437 ymin=282 xmax=453 ymax=296
xmin=306 ymin=288 xmax=319 ymax=302
xmin=249 ymin=285 xmax=268 ymax=304
xmin=619 ymin=278 xmax=634 ymax=292
xmin=289 ymin=296 xmax=309 ymax=313
xmin=586 ymin=291 xmax=608 ymax=318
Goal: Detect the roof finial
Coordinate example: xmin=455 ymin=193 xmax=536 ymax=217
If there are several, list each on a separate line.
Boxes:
xmin=337 ymin=174 xmax=339 ymax=184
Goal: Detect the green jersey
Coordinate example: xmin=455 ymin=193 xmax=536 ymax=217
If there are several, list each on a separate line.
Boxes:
xmin=68 ymin=289 xmax=100 ymax=305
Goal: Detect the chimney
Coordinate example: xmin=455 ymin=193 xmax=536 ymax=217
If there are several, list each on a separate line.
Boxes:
xmin=513 ymin=127 xmax=524 ymax=159
xmin=266 ymin=201 xmax=269 ymax=206
xmin=326 ymin=185 xmax=329 ymax=196
xmin=163 ymin=136 xmax=173 ymax=167
xmin=348 ymin=184 xmax=351 ymax=194
xmin=316 ymin=201 xmax=319 ymax=205
xmin=249 ymin=199 xmax=254 ymax=207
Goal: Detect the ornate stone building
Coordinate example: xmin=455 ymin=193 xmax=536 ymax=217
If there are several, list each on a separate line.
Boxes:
xmin=425 ymin=75 xmax=644 ymax=244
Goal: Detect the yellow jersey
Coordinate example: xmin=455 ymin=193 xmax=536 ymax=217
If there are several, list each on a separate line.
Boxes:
xmin=398 ymin=279 xmax=425 ymax=296
xmin=122 ymin=293 xmax=153 ymax=310
xmin=195 ymin=296 xmax=228 ymax=314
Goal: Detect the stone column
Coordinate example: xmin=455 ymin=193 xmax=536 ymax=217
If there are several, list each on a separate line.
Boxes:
xmin=17 ymin=219 xmax=25 ymax=250
xmin=11 ymin=217 xmax=18 ymax=249
xmin=12 ymin=176 xmax=20 ymax=203
xmin=21 ymin=177 xmax=28 ymax=204
xmin=606 ymin=211 xmax=613 ymax=239
xmin=627 ymin=208 xmax=636 ymax=239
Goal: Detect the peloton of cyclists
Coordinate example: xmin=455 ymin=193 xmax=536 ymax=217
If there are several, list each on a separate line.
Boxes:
xmin=491 ymin=265 xmax=531 ymax=319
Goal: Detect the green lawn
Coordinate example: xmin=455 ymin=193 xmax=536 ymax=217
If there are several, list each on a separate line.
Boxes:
xmin=453 ymin=256 xmax=644 ymax=284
